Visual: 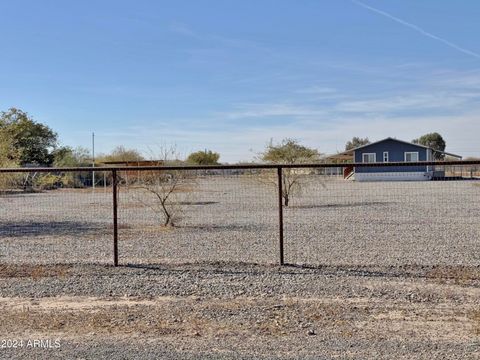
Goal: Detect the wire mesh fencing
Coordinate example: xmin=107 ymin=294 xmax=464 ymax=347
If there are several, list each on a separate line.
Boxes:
xmin=0 ymin=162 xmax=479 ymax=268
xmin=116 ymin=168 xmax=278 ymax=265
xmin=284 ymin=165 xmax=480 ymax=267
xmin=0 ymin=170 xmax=112 ymax=265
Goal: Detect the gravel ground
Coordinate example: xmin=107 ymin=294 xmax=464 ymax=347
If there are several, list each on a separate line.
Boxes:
xmin=0 ymin=176 xmax=479 ymax=358
xmin=0 ymin=263 xmax=479 ymax=359
xmin=0 ymin=176 xmax=479 ymax=267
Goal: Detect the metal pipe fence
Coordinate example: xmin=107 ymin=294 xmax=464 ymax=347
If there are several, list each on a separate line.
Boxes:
xmin=0 ymin=161 xmax=479 ymax=267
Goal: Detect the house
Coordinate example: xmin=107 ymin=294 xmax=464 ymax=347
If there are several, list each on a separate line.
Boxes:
xmin=332 ymin=137 xmax=462 ymax=181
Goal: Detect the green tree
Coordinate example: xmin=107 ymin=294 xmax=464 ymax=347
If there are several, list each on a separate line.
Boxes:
xmin=0 ymin=130 xmax=20 ymax=190
xmin=345 ymin=137 xmax=370 ymax=151
xmin=261 ymin=138 xmax=321 ymax=164
xmin=412 ymin=132 xmax=446 ymax=159
xmin=51 ymin=146 xmax=94 ymax=188
xmin=260 ymin=138 xmax=321 ymax=206
xmin=100 ymin=146 xmax=144 ymax=163
xmin=0 ymin=108 xmax=58 ymax=165
xmin=53 ymin=146 xmax=91 ymax=167
xmin=0 ymin=130 xmax=18 ymax=167
xmin=186 ymin=150 xmax=220 ymax=165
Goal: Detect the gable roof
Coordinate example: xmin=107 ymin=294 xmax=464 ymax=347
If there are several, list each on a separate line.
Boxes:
xmin=349 ymin=137 xmax=428 ymax=152
xmin=331 ymin=137 xmax=461 ymax=159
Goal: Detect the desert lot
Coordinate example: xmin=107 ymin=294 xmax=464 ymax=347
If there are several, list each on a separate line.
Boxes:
xmin=0 ymin=176 xmax=479 ymax=359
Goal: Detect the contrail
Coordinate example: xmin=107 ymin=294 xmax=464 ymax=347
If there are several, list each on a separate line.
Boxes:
xmin=352 ymin=0 xmax=480 ymax=60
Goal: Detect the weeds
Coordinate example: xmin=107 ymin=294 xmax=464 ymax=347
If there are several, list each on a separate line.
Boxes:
xmin=0 ymin=264 xmax=70 ymax=279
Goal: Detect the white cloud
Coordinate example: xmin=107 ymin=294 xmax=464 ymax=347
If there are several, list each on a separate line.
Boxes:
xmin=352 ymin=0 xmax=480 ymax=60
xmin=430 ymin=70 xmax=480 ymax=89
xmin=168 ymin=22 xmax=201 ymax=39
xmin=219 ymin=103 xmax=328 ymax=119
xmin=295 ymin=86 xmax=338 ymax=95
xmin=335 ymin=92 xmax=474 ymax=113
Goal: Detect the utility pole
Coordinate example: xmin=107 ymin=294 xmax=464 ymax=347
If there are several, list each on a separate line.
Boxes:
xmin=92 ymin=132 xmax=95 ymax=190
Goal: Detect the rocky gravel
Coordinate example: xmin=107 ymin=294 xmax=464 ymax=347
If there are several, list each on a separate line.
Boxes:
xmin=0 ymin=262 xmax=478 ymax=300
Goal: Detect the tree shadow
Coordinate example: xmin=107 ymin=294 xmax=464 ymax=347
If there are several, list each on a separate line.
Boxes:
xmin=290 ymin=201 xmax=391 ymax=209
xmin=176 ymin=201 xmax=218 ymax=206
xmin=180 ymin=223 xmax=268 ymax=231
xmin=0 ymin=190 xmax=40 ymax=197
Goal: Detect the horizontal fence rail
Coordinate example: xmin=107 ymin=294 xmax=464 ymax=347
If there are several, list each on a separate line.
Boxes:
xmin=0 ymin=159 xmax=479 ymax=172
xmin=0 ymin=162 xmax=479 ymax=268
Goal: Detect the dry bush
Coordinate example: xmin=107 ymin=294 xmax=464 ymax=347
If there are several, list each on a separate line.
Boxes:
xmin=121 ymin=145 xmax=198 ymax=227
xmin=128 ymin=169 xmax=197 ymax=227
xmin=0 ymin=130 xmax=21 ymax=191
xmin=0 ymin=172 xmax=20 ymax=192
xmin=33 ymin=173 xmax=64 ymax=190
xmin=0 ymin=160 xmax=21 ymax=193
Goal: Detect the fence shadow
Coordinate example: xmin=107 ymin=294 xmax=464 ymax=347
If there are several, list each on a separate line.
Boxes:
xmin=290 ymin=201 xmax=391 ymax=209
xmin=0 ymin=221 xmax=107 ymax=237
xmin=0 ymin=260 xmax=477 ymax=283
xmin=118 ymin=261 xmax=480 ymax=282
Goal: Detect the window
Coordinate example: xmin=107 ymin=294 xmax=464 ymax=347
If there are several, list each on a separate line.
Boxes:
xmin=404 ymin=152 xmax=419 ymax=162
xmin=362 ymin=153 xmax=376 ymax=163
xmin=383 ymin=151 xmax=389 ymax=162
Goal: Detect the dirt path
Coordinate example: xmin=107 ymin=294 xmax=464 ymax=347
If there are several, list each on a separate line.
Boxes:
xmin=0 ymin=263 xmax=479 ymax=359
xmin=0 ymin=294 xmax=478 ymax=359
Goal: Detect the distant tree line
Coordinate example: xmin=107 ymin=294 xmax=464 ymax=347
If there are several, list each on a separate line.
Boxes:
xmin=345 ymin=137 xmax=370 ymax=151
xmin=0 ymin=107 xmax=460 ymax=193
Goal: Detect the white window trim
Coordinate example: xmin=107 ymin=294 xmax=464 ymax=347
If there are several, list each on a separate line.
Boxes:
xmin=404 ymin=151 xmax=419 ymax=162
xmin=362 ymin=153 xmax=376 ymax=163
xmin=383 ymin=151 xmax=389 ymax=162
xmin=426 ymin=149 xmax=432 ymax=172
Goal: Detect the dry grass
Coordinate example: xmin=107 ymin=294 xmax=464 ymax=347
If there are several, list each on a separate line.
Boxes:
xmin=0 ymin=298 xmax=359 ymax=337
xmin=473 ymin=310 xmax=480 ymax=335
xmin=0 ymin=264 xmax=71 ymax=279
xmin=0 ymin=295 xmax=477 ymax=346
xmin=425 ymin=265 xmax=480 ymax=285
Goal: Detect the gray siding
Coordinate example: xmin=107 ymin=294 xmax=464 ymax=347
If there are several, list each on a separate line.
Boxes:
xmin=354 ymin=139 xmax=428 ymax=173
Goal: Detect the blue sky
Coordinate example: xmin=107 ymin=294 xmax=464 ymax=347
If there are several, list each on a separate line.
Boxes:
xmin=1 ymin=0 xmax=480 ymax=162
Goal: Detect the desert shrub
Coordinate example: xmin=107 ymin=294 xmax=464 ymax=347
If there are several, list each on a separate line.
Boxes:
xmin=258 ymin=139 xmax=323 ymax=206
xmin=34 ymin=174 xmax=64 ymax=190
xmin=131 ymin=169 xmax=197 ymax=227
xmin=126 ymin=146 xmax=197 ymax=227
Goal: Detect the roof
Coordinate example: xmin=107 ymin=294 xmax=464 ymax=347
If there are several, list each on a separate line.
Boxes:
xmin=328 ymin=137 xmax=462 ymax=159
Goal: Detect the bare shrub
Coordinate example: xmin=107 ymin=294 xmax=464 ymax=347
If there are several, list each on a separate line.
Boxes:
xmin=131 ymin=169 xmax=195 ymax=227
xmin=125 ymin=146 xmax=196 ymax=227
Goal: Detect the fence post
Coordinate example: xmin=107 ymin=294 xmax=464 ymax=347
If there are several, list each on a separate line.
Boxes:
xmin=277 ymin=167 xmax=284 ymax=265
xmin=112 ymin=169 xmax=119 ymax=266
